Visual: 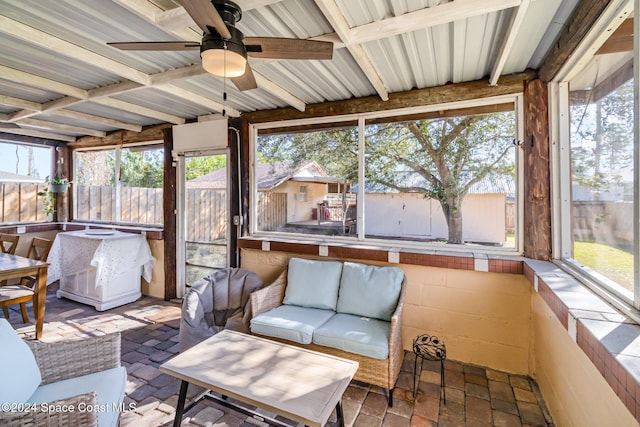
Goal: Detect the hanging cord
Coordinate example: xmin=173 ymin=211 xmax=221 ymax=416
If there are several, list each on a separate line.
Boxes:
xmin=574 ymin=62 xmax=601 ymax=133
xmin=222 ymin=42 xmax=228 ymax=118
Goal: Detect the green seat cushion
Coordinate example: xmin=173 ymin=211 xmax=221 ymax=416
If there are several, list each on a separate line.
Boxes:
xmin=312 ymin=314 xmax=390 ymax=359
xmin=28 ymin=367 xmax=127 ymax=427
xmin=250 ymin=305 xmax=335 ymax=344
xmin=336 ymin=262 xmax=403 ymax=321
xmin=283 ymin=258 xmax=343 ymax=310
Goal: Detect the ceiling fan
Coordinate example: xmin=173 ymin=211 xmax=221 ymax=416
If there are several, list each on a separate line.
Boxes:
xmin=108 ymin=0 xmax=334 ymax=91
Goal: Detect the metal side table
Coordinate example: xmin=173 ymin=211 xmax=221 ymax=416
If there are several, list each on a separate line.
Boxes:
xmin=413 ymin=334 xmax=447 ymax=404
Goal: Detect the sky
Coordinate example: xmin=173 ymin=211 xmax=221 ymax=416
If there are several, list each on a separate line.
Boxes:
xmin=0 ymin=142 xmax=52 ymax=179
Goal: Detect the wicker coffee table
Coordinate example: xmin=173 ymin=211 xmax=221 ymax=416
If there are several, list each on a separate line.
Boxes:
xmin=160 ymin=330 xmax=359 ymax=427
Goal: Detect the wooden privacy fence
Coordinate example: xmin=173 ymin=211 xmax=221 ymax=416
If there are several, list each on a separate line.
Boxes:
xmin=3 ymin=183 xmax=288 ymax=237
xmin=0 ymin=182 xmax=48 ymax=223
xmin=186 ymin=189 xmax=227 ymax=243
xmin=258 ymin=192 xmax=287 ymax=231
xmin=76 ymin=185 xmax=163 ymax=224
xmin=75 ymin=187 xmax=288 ymax=240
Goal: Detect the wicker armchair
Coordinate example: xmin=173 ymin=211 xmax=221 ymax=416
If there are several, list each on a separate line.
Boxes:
xmin=250 ymin=268 xmax=406 ymax=406
xmin=0 ymin=320 xmax=125 ymax=427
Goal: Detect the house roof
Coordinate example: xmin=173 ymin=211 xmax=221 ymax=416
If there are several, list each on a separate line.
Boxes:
xmin=0 ymin=0 xmax=582 ymax=143
xmin=0 ymin=170 xmax=43 ymax=183
xmin=187 ymin=160 xmax=336 ymax=190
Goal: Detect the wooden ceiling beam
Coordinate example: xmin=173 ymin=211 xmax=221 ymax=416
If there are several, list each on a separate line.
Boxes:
xmin=3 ymin=64 xmax=205 ymax=130
xmin=145 ymin=0 xmax=283 ymax=33
xmin=489 ymin=0 xmax=531 ymax=86
xmin=112 ymin=0 xmax=200 ymax=41
xmin=154 ymin=84 xmax=241 ymax=117
xmin=243 ymin=70 xmax=535 ymax=123
xmin=596 ymin=18 xmax=633 ymax=54
xmin=71 ymin=123 xmax=172 ymax=148
xmin=314 ymin=0 xmax=389 ymax=101
xmin=254 ymin=72 xmax=306 ymax=112
xmin=348 ymin=0 xmax=521 ymax=45
xmin=0 ymin=95 xmax=42 ymax=112
xmin=92 ymin=97 xmax=186 ymax=124
xmin=0 ymin=65 xmax=88 ymax=99
xmin=49 ymin=110 xmax=142 ymax=132
xmin=0 ymin=15 xmax=149 ymax=85
xmin=539 ymin=0 xmax=629 ymax=82
xmin=0 ymin=127 xmax=76 ymax=142
xmin=18 ymin=119 xmax=106 ymax=137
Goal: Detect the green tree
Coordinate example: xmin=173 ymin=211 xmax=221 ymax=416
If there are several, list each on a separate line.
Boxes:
xmin=571 ymin=80 xmax=633 ymax=197
xmin=258 ymin=113 xmax=515 ymax=244
xmin=120 ymin=149 xmax=164 ymax=188
xmin=186 ymin=155 xmax=226 ymax=180
xmin=365 ymin=114 xmax=514 ymax=244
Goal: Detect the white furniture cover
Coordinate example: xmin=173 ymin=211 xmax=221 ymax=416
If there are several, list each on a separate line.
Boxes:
xmin=48 ymin=229 xmax=155 ymax=310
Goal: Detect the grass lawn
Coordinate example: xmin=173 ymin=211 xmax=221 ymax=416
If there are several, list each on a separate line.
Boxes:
xmin=574 ymin=241 xmax=634 ymax=292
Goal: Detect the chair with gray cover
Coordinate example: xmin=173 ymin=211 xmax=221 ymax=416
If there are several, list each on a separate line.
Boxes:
xmin=180 ymin=267 xmax=263 ymax=351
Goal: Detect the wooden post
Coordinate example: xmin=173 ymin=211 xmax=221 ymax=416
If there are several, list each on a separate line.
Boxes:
xmin=228 ymin=118 xmax=244 ymax=268
xmin=163 ymin=128 xmax=177 ymax=300
xmin=53 ymin=145 xmax=71 ymax=222
xmin=523 ymin=79 xmax=552 ymax=260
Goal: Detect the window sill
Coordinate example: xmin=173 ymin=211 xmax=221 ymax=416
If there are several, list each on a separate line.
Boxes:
xmin=238 ymin=236 xmax=524 ymax=274
xmin=0 ymin=222 xmax=164 ymax=240
xmin=524 ymin=259 xmax=640 ymax=420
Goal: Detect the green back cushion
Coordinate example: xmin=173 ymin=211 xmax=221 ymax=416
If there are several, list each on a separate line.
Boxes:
xmin=0 ymin=318 xmax=42 ymax=403
xmin=336 ymin=262 xmax=403 ymax=321
xmin=283 ymin=258 xmax=343 ymax=310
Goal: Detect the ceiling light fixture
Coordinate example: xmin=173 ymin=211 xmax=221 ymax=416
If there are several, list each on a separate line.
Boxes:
xmin=200 ymin=27 xmax=247 ymax=77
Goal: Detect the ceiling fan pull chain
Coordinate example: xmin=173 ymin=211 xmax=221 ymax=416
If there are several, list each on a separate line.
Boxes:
xmin=222 ymin=41 xmax=228 ymax=117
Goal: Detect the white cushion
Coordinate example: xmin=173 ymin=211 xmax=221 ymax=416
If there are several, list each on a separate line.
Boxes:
xmin=283 ymin=258 xmax=343 ymax=310
xmin=336 ymin=262 xmax=403 ymax=321
xmin=0 ymin=318 xmax=41 ymax=403
xmin=250 ymin=305 xmax=335 ymax=344
xmin=313 ymin=313 xmax=391 ymax=359
xmin=28 ymin=367 xmax=127 ymax=427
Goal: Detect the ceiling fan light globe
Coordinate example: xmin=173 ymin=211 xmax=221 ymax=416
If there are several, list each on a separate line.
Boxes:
xmin=201 ymin=49 xmax=246 ymax=77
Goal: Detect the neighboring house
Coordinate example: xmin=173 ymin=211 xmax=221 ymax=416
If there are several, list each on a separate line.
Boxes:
xmin=351 ymin=173 xmax=515 ymax=244
xmin=0 ymin=171 xmax=43 ymax=183
xmin=188 ymin=161 xmax=346 ymax=224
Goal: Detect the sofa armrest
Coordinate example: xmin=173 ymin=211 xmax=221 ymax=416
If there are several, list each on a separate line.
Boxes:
xmin=388 ymin=277 xmax=407 ymax=385
xmin=250 ymin=269 xmax=287 ymax=318
xmin=0 ymin=392 xmax=98 ymax=427
xmin=27 ymin=333 xmax=121 ymax=385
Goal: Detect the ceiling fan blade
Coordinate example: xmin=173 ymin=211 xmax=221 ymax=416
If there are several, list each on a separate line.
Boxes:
xmin=108 ymin=42 xmax=201 ymax=51
xmin=231 ymin=63 xmax=258 ymax=91
xmin=244 ymin=37 xmax=333 ymax=60
xmin=178 ymin=0 xmax=232 ymax=39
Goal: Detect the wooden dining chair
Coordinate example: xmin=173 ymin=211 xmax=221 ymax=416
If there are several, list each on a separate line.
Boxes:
xmin=0 ymin=234 xmax=20 ymax=289
xmin=1 ymin=237 xmax=52 ymax=322
xmin=0 ymin=286 xmax=35 ymax=323
xmin=0 ymin=233 xmax=19 ymax=255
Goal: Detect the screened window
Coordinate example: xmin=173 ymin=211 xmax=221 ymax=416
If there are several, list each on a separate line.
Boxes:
xmin=0 ymin=142 xmax=52 ymax=224
xmin=569 ymin=80 xmax=633 ymax=296
xmin=74 ymin=145 xmax=163 ymax=225
xmin=252 ymin=100 xmax=521 ymax=250
xmin=553 ymin=3 xmax=638 ymax=308
xmin=255 ymin=123 xmax=359 ymax=236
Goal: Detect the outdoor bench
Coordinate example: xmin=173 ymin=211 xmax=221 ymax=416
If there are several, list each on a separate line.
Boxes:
xmin=250 ymin=257 xmax=406 ymax=406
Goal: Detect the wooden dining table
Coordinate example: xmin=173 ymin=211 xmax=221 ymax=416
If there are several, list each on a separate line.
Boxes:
xmin=0 ymin=252 xmax=48 ymax=339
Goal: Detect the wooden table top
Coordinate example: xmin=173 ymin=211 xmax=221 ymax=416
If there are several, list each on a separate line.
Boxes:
xmin=0 ymin=252 xmax=48 ymax=280
xmin=160 ymin=330 xmax=358 ymax=427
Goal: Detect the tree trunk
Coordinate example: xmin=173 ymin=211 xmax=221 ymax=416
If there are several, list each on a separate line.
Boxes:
xmin=442 ymin=197 xmax=464 ymax=244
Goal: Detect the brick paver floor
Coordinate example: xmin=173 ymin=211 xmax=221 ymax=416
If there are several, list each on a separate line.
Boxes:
xmin=5 ymin=283 xmax=553 ymax=426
